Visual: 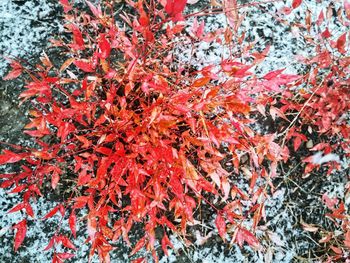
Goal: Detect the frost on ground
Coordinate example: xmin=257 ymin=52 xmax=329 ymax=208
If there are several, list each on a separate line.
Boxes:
xmin=0 ymin=0 xmax=61 ymax=76
xmin=0 ymin=0 xmax=349 ymax=262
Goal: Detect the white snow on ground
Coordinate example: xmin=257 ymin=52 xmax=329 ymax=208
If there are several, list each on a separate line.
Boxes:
xmin=0 ymin=0 xmax=61 ymax=76
xmin=0 ymin=0 xmax=349 ymax=262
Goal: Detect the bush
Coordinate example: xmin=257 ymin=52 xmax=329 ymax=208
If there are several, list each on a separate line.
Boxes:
xmin=1 ymin=0 xmax=349 ymax=262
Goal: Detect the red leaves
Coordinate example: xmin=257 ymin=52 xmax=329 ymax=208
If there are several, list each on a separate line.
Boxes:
xmin=215 ymin=214 xmax=226 ymax=241
xmin=2 ymin=1 xmax=350 ymax=262
xmin=8 ymin=202 xmax=34 ymax=218
xmin=13 ymin=219 xmax=27 ymax=251
xmin=45 ymin=235 xmax=77 ymax=252
xmin=292 ymin=0 xmax=302 ymax=9
xmin=58 ymin=235 xmax=77 ymax=250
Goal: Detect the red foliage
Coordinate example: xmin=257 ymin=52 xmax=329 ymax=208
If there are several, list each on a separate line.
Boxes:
xmin=0 ymin=0 xmax=349 ymax=262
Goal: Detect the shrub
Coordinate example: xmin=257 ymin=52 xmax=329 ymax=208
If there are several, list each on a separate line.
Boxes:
xmin=0 ymin=0 xmax=349 ymax=262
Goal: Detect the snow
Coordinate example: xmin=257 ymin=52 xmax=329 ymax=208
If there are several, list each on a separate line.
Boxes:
xmin=311 ymin=152 xmax=340 ymax=165
xmin=0 ymin=0 xmax=61 ymax=76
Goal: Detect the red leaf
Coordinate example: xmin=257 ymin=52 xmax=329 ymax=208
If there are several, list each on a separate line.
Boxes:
xmin=57 ymin=253 xmax=75 ymax=260
xmin=8 ymin=184 xmax=27 ymax=194
xmin=322 ymin=193 xmax=338 ymax=210
xmin=215 ymin=214 xmax=226 ymax=241
xmin=58 ymin=235 xmax=77 ymax=250
xmin=0 ymin=150 xmax=23 ymax=165
xmin=75 ymin=135 xmax=91 ymax=148
xmin=77 ymin=170 xmax=91 ymax=186
xmin=69 ymin=210 xmax=77 ymax=238
xmin=59 ymin=0 xmax=72 ymax=13
xmin=161 ymin=233 xmax=174 ymax=256
xmin=292 ymin=0 xmax=302 ymax=9
xmin=51 ymin=172 xmax=60 ymax=190
xmin=98 ymin=34 xmax=111 ymax=59
xmin=85 ymin=0 xmax=102 ymax=17
xmin=294 ymin=137 xmax=302 ymax=151
xmin=42 ymin=205 xmax=60 ymax=220
xmin=165 ymin=0 xmax=187 ymax=17
xmin=3 ymin=68 xmax=22 ymax=80
xmin=263 ymin=68 xmax=285 ymax=80
xmin=52 ymin=254 xmax=62 ymax=263
xmin=1 ymin=180 xmax=14 ymax=189
xmin=330 ymin=245 xmax=342 ymax=255
xmin=44 ymin=236 xmax=55 ymax=251
xmin=13 ymin=219 xmax=27 ymax=251
xmin=192 ymin=77 xmax=210 ymax=87
xmin=25 ymin=203 xmax=34 ymax=218
xmin=70 ymin=24 xmax=84 ymax=50
xmin=316 ymin=10 xmax=324 ymax=26
xmin=95 ymin=147 xmax=112 ymax=155
xmin=336 ymin=32 xmax=347 ymax=54
xmin=130 ymin=236 xmax=146 ymax=256
xmin=236 ymin=227 xmax=259 ymax=249
xmin=73 ymin=60 xmax=94 ymax=72
xmin=8 ymin=203 xmax=25 ymax=214
xmin=138 ymin=5 xmax=149 ymax=27
xmin=3 ymin=60 xmax=22 ymax=80
xmin=321 ymin=28 xmax=331 ymax=39
xmin=345 ymin=0 xmax=350 ymax=20
xmin=344 ymin=231 xmax=350 ymax=249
